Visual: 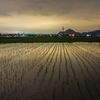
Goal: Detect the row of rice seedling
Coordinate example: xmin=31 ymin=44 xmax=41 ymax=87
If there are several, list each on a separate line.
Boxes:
xmin=34 ymin=44 xmax=56 ymax=79
xmin=0 ymin=43 xmax=42 ymax=70
xmin=68 ymin=44 xmax=91 ymax=76
xmin=63 ymin=43 xmax=69 ymax=84
xmin=74 ymin=43 xmax=100 ymax=64
xmin=65 ymin=43 xmax=86 ymax=99
xmin=49 ymin=44 xmax=58 ymax=83
xmin=0 ymin=43 xmax=100 ymax=100
xmin=63 ymin=43 xmax=99 ymax=100
xmin=59 ymin=43 xmax=67 ymax=81
xmin=0 ymin=43 xmax=50 ymax=99
xmin=48 ymin=44 xmax=64 ymax=99
xmin=42 ymin=44 xmax=57 ymax=77
xmin=68 ymin=42 xmax=100 ymax=99
xmin=33 ymin=44 xmax=60 ymax=100
xmin=75 ymin=42 xmax=100 ymax=64
xmin=30 ymin=43 xmax=56 ymax=94
xmin=71 ymin=45 xmax=98 ymax=91
xmin=0 ymin=43 xmax=75 ymax=100
xmin=69 ymin=44 xmax=96 ymax=80
xmin=37 ymin=43 xmax=66 ymax=99
xmin=18 ymin=43 xmax=54 ymax=85
xmin=0 ymin=44 xmax=40 ymax=80
xmin=58 ymin=43 xmax=76 ymax=99
xmin=58 ymin=43 xmax=62 ymax=80
xmin=65 ymin=45 xmax=77 ymax=81
xmin=19 ymin=43 xmax=52 ymax=95
xmin=67 ymin=44 xmax=94 ymax=100
xmin=75 ymin=42 xmax=100 ymax=56
xmin=73 ymin=43 xmax=100 ymax=76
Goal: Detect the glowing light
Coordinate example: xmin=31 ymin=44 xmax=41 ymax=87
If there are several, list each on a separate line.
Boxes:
xmin=86 ymin=34 xmax=91 ymax=37
xmin=72 ymin=34 xmax=75 ymax=37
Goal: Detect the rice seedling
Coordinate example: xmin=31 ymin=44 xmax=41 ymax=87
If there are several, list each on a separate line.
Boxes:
xmin=65 ymin=45 xmax=76 ymax=80
xmin=52 ymin=84 xmax=56 ymax=99
xmin=62 ymin=78 xmax=65 ymax=96
xmin=0 ymin=43 xmax=100 ymax=100
xmin=49 ymin=46 xmax=58 ymax=82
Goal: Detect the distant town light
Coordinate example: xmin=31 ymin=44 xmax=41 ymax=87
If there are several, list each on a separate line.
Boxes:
xmin=58 ymin=34 xmax=61 ymax=37
xmin=72 ymin=34 xmax=75 ymax=37
xmin=86 ymin=34 xmax=91 ymax=37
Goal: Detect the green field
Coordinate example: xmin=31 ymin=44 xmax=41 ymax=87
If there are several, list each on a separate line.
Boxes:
xmin=0 ymin=37 xmax=100 ymax=43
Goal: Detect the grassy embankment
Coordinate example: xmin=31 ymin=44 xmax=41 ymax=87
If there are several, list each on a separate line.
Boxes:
xmin=0 ymin=37 xmax=100 ymax=43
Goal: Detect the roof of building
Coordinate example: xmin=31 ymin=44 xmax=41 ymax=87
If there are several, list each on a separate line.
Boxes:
xmin=25 ymin=33 xmax=36 ymax=35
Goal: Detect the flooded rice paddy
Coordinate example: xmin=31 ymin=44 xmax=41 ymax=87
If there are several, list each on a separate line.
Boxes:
xmin=0 ymin=42 xmax=100 ymax=100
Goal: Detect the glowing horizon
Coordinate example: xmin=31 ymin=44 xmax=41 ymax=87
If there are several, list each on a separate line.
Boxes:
xmin=0 ymin=0 xmax=100 ymax=34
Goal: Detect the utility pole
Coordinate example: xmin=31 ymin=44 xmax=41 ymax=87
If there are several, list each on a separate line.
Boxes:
xmin=62 ymin=27 xmax=64 ymax=32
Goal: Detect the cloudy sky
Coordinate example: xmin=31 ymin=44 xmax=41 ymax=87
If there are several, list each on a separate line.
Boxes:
xmin=0 ymin=0 xmax=100 ymax=33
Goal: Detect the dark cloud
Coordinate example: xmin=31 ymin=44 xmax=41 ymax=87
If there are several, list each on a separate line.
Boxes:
xmin=0 ymin=13 xmax=12 ymax=17
xmin=0 ymin=0 xmax=100 ymax=19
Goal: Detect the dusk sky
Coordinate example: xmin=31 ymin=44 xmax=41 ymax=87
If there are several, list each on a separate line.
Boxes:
xmin=0 ymin=0 xmax=100 ymax=34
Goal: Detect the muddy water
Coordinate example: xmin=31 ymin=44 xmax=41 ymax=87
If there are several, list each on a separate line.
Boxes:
xmin=0 ymin=43 xmax=100 ymax=100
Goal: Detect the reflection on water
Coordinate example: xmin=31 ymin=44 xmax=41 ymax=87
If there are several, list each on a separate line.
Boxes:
xmin=0 ymin=43 xmax=100 ymax=100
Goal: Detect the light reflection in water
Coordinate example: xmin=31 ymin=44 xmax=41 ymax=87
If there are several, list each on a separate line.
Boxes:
xmin=0 ymin=43 xmax=100 ymax=100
